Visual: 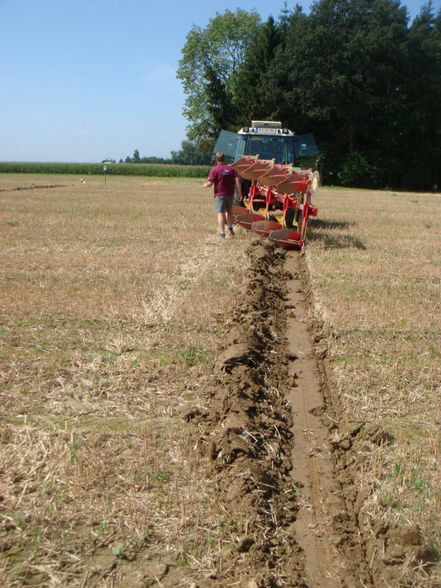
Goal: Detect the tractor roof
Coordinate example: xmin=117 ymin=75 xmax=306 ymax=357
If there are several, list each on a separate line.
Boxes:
xmin=238 ymin=121 xmax=294 ymax=137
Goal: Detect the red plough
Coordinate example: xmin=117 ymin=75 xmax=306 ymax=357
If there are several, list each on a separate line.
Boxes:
xmin=232 ymin=156 xmax=319 ymax=249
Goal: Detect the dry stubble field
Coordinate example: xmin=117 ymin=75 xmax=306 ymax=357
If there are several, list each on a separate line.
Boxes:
xmin=0 ymin=173 xmax=440 ymax=586
xmin=306 ymin=185 xmax=441 ymax=584
xmin=0 ymin=174 xmax=250 ymax=586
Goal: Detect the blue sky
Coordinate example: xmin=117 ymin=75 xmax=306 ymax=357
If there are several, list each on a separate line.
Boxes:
xmin=0 ymin=0 xmax=438 ymax=162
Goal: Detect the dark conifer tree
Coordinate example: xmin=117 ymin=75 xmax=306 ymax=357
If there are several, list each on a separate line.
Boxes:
xmin=404 ymin=3 xmax=441 ymax=189
xmin=233 ymin=16 xmax=284 ymax=123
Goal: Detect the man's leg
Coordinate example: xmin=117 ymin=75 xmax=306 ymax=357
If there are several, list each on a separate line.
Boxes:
xmin=226 ymin=210 xmax=234 ymax=235
xmin=226 ymin=193 xmax=235 ymax=234
xmin=217 ymin=212 xmax=226 ymax=235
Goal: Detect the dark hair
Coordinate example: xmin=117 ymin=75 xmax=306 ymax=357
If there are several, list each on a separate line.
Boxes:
xmin=215 ymin=152 xmax=225 ymax=163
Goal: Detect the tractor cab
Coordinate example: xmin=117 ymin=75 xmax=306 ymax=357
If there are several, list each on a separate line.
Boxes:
xmin=213 ymin=121 xmax=319 ymax=170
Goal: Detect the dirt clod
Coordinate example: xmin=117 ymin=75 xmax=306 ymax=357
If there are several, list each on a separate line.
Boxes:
xmin=236 ymin=536 xmax=255 ymax=553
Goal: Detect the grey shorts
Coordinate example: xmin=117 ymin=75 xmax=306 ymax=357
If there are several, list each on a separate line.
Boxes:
xmin=214 ymin=194 xmax=233 ymax=213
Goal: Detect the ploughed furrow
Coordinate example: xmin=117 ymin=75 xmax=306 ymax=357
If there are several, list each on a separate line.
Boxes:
xmin=285 ymin=253 xmax=371 ymax=587
xmin=191 ymin=241 xmax=370 ymax=587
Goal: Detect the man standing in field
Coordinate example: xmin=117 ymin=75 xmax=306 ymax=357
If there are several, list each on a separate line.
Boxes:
xmin=204 ymin=152 xmax=242 ymax=238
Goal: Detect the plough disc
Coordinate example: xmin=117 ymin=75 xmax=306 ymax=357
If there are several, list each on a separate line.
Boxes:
xmin=236 ymin=211 xmax=265 ymax=230
xmin=269 ymin=228 xmax=303 ymax=249
xmin=251 ymin=220 xmax=282 ymax=238
xmin=233 ymin=158 xmax=274 ymax=181
xmin=232 ymin=205 xmax=247 ymax=223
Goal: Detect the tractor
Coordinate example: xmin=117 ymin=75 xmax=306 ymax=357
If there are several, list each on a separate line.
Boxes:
xmin=213 ymin=121 xmax=320 ymax=249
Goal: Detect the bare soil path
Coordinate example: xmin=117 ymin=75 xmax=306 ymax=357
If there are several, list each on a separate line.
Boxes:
xmin=285 ymin=253 xmax=370 ymax=587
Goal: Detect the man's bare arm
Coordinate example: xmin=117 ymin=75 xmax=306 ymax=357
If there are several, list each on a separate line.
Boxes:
xmin=235 ymin=176 xmax=243 ymax=199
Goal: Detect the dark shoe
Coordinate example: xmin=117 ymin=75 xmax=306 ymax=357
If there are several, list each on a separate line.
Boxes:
xmin=227 ymin=226 xmax=235 ymax=235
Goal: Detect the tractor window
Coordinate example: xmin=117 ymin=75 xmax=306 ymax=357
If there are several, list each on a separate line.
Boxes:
xmin=244 ymin=136 xmax=286 ymax=163
xmin=286 ymin=138 xmax=294 ymax=164
xmin=213 ymin=131 xmax=240 ymax=163
xmin=294 ymin=134 xmax=318 ymax=168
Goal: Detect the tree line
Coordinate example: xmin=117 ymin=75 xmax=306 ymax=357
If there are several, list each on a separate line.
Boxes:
xmin=118 ymin=144 xmax=211 ymax=165
xmin=177 ymin=1 xmax=441 ymax=191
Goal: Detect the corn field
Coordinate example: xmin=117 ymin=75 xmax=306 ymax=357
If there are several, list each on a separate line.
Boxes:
xmin=0 ymin=161 xmax=209 ymax=177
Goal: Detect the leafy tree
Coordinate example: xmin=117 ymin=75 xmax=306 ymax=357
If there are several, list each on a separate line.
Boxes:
xmin=140 ymin=156 xmax=168 ymax=164
xmin=177 ymin=9 xmax=261 ymax=146
xmin=122 ymin=150 xmax=170 ymax=164
xmin=170 ymin=140 xmax=211 ymax=165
